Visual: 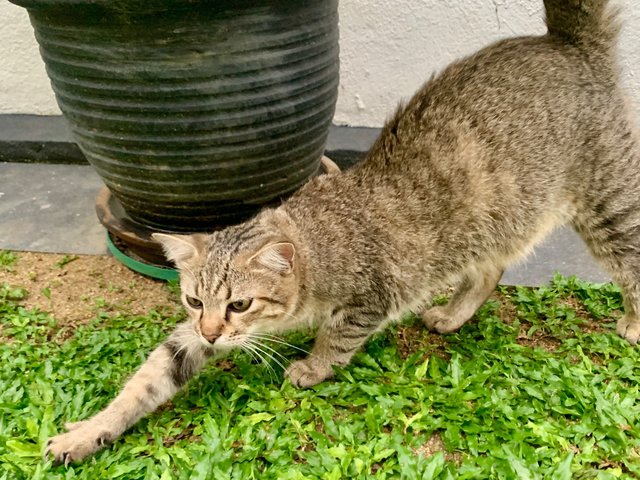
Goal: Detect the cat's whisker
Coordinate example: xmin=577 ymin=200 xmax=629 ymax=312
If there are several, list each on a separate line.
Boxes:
xmin=249 ymin=338 xmax=292 ymax=366
xmin=242 ymin=343 xmax=277 ymax=381
xmin=248 ymin=341 xmax=289 ymax=372
xmin=249 ymin=333 xmax=314 ymax=357
xmin=240 ymin=342 xmax=259 ymax=362
xmin=241 ymin=341 xmax=264 ymax=367
xmin=246 ymin=340 xmax=278 ymax=365
xmin=249 ymin=332 xmax=290 ymax=342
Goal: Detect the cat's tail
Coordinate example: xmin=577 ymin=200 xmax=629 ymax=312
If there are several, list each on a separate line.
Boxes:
xmin=544 ymin=0 xmax=619 ymax=56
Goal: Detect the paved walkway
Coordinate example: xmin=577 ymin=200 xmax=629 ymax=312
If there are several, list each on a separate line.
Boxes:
xmin=0 ymin=160 xmax=608 ymax=286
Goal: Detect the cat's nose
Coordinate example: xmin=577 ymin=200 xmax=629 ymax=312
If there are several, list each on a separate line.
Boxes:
xmin=202 ymin=332 xmax=220 ymax=344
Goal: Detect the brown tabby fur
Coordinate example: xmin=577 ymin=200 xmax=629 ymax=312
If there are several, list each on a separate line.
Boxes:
xmin=47 ymin=0 xmax=640 ymax=464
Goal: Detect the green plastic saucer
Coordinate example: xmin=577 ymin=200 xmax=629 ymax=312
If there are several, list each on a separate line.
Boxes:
xmin=106 ymin=233 xmax=178 ymax=281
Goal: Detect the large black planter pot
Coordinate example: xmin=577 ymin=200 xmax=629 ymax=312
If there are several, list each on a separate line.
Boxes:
xmin=11 ymin=0 xmax=339 ymax=237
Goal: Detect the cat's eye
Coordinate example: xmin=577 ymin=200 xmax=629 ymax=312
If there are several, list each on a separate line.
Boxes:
xmin=185 ymin=296 xmax=203 ymax=309
xmin=228 ymin=298 xmax=252 ymax=313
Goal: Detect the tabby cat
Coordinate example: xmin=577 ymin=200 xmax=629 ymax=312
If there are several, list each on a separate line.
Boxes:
xmin=46 ymin=0 xmax=640 ymax=464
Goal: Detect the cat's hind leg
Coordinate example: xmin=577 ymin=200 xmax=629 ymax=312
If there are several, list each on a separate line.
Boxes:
xmin=422 ymin=263 xmax=503 ymax=334
xmin=574 ymin=196 xmax=640 ymax=345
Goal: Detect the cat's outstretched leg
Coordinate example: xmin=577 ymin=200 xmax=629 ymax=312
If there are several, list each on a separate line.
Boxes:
xmin=286 ymin=311 xmax=380 ymax=388
xmin=45 ymin=323 xmax=207 ymax=465
xmin=422 ymin=264 xmax=503 ymax=334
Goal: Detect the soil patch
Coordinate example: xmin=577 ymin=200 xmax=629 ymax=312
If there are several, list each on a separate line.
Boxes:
xmin=414 ymin=432 xmax=463 ymax=465
xmin=396 ymin=323 xmax=451 ymax=360
xmin=1 ymin=252 xmax=181 ymax=328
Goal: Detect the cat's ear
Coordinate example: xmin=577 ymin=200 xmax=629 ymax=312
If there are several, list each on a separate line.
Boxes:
xmin=152 ymin=233 xmax=205 ymax=266
xmin=249 ymin=242 xmax=295 ymax=274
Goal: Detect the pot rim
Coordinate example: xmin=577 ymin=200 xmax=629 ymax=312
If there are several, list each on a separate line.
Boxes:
xmin=9 ymin=0 xmax=306 ymax=12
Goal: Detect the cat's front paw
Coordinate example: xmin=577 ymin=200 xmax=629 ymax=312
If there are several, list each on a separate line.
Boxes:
xmin=44 ymin=421 xmax=113 ymax=466
xmin=285 ymin=359 xmax=333 ymax=388
xmin=421 ymin=306 xmax=464 ymax=334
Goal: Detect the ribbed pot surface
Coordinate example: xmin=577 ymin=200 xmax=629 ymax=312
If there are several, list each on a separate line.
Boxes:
xmin=21 ymin=0 xmax=339 ymax=231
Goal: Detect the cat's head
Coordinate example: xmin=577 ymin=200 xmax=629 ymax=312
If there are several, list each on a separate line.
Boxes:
xmin=153 ymin=211 xmax=303 ymax=352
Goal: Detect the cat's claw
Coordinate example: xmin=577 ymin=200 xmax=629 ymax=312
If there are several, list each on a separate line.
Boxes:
xmin=44 ymin=421 xmax=112 ymax=466
xmin=285 ymin=359 xmax=332 ymax=388
xmin=617 ymin=316 xmax=640 ymax=345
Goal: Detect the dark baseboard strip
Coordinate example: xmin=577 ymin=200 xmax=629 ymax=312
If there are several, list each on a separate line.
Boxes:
xmin=0 ymin=141 xmax=86 ymax=164
xmin=0 ymin=114 xmax=380 ymax=169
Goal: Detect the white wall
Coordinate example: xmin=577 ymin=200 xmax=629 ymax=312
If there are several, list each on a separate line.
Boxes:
xmin=1 ymin=0 xmax=639 ymax=127
xmin=0 ymin=2 xmax=61 ymax=115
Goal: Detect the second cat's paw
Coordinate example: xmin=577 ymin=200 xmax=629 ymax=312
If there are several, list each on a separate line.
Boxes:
xmin=285 ymin=359 xmax=332 ymax=388
xmin=44 ymin=422 xmax=113 ymax=466
xmin=421 ymin=306 xmax=464 ymax=334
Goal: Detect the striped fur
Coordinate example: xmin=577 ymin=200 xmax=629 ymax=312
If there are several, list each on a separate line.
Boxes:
xmin=47 ymin=0 xmax=640 ymax=464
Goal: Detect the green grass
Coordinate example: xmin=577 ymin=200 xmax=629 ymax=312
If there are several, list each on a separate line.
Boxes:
xmin=0 ymin=251 xmax=18 ymax=271
xmin=2 ymin=275 xmax=640 ymax=479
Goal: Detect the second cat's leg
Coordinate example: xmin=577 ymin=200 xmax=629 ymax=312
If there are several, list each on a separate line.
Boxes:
xmin=45 ymin=322 xmax=208 ymax=465
xmin=422 ymin=264 xmax=503 ymax=334
xmin=285 ymin=311 xmax=380 ymax=388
